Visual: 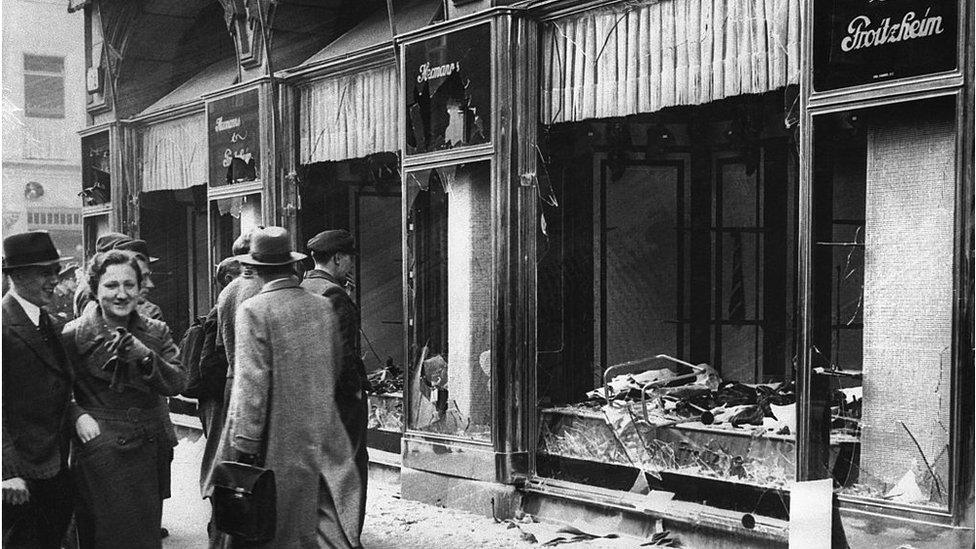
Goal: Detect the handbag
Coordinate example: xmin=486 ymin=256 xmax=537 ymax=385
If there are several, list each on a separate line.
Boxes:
xmin=211 ymin=461 xmax=277 ymax=543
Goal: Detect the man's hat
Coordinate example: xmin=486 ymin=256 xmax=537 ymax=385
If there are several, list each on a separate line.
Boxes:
xmin=95 ymin=232 xmax=131 ymax=253
xmin=236 ymin=226 xmax=307 ymax=266
xmin=59 ymin=262 xmax=80 ymax=279
xmin=114 ymin=239 xmax=159 ymax=263
xmin=2 ymin=231 xmax=72 ymax=271
xmin=307 ymin=229 xmax=356 ymax=257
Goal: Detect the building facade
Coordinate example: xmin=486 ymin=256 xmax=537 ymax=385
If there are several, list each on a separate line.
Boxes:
xmin=3 ymin=0 xmax=86 ymax=261
xmin=76 ymin=0 xmax=973 ymax=546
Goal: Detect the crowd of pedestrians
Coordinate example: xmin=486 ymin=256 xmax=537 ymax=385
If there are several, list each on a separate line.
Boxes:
xmin=2 ymin=226 xmax=370 ymax=549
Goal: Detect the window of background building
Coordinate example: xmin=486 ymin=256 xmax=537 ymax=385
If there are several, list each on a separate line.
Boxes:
xmin=24 ymin=55 xmax=65 ymax=119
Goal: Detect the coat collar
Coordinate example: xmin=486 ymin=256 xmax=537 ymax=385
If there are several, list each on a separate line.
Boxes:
xmin=2 ymin=293 xmax=66 ymax=374
xmin=304 ymin=269 xmax=342 ymax=286
xmin=260 ymin=276 xmax=301 ymax=294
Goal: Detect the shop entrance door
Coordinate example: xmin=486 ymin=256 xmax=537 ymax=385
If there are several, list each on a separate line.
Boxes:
xmin=140 ymin=186 xmax=209 ymax=338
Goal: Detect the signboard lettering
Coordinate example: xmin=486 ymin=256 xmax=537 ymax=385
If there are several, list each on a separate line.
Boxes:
xmin=813 ymin=0 xmax=957 ymax=91
xmin=403 ymin=23 xmax=491 ymax=156
xmin=208 ymin=90 xmax=260 ymax=187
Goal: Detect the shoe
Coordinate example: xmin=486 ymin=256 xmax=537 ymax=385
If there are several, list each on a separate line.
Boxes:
xmin=160 ymin=527 xmax=169 ymax=539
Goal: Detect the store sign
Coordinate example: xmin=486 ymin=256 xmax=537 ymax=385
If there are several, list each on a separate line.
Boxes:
xmin=813 ymin=0 xmax=957 ymax=91
xmin=403 ymin=23 xmax=492 ymax=156
xmin=208 ymin=89 xmax=260 ymax=187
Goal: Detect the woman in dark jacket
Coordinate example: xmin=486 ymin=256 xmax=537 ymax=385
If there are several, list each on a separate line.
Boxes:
xmin=62 ymin=250 xmax=185 ymax=549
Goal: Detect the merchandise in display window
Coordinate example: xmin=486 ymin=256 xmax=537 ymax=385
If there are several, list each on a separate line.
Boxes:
xmin=534 ymin=91 xmax=801 ymax=514
xmin=405 ymin=160 xmax=493 ymax=441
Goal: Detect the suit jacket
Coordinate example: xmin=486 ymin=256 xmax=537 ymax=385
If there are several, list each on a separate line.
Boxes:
xmin=228 ymin=277 xmax=363 ymax=548
xmin=2 ymin=293 xmax=74 ymax=480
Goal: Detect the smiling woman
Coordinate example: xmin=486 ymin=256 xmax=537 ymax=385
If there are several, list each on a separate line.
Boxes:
xmin=61 ymin=249 xmax=186 ymax=548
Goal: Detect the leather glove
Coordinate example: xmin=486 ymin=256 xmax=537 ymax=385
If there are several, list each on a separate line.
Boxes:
xmin=114 ymin=332 xmax=153 ymax=364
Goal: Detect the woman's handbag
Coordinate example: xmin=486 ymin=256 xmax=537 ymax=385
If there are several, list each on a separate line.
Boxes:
xmin=211 ymin=461 xmax=277 ymax=543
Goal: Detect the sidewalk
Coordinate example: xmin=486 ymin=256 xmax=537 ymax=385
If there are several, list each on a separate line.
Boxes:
xmin=162 ymin=427 xmax=657 ymax=549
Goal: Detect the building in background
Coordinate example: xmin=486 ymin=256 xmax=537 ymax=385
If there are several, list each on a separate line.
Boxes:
xmin=2 ymin=0 xmax=85 ymax=261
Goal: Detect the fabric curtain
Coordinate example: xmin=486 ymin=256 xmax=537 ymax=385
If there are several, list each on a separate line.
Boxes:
xmin=299 ymin=64 xmax=399 ymax=164
xmin=541 ymin=0 xmax=801 ymax=123
xmin=140 ymin=113 xmax=207 ymax=192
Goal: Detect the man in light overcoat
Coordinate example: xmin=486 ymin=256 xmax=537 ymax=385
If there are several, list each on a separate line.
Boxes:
xmin=226 ymin=227 xmax=364 ymax=549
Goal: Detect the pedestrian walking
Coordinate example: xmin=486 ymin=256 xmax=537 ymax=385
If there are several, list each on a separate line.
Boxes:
xmin=62 ymin=250 xmax=185 ymax=549
xmin=303 ymin=229 xmax=370 ymax=538
xmin=225 ymin=226 xmax=364 ymax=548
xmin=193 ymin=257 xmax=240 ymax=544
xmin=2 ymin=231 xmax=76 ymax=548
xmin=203 ymin=231 xmax=264 ymax=549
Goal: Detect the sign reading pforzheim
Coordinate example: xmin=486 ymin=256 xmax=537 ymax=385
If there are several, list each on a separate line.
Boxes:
xmin=813 ymin=0 xmax=957 ymax=91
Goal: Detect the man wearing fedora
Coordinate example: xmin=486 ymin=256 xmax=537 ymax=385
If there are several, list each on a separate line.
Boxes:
xmin=222 ymin=226 xmax=364 ymax=548
xmin=2 ymin=231 xmax=76 ymax=547
xmin=303 ymin=229 xmax=369 ymax=539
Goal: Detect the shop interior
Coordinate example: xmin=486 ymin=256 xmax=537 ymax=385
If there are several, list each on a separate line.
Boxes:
xmin=298 ymin=154 xmax=405 ymax=449
xmin=534 ymin=90 xmax=800 ymax=518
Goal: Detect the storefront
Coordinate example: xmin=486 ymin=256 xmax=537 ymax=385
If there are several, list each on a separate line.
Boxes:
xmin=394 ymin=0 xmax=972 ymax=546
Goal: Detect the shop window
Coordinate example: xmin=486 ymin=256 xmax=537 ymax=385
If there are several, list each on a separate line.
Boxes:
xmin=297 ymin=156 xmax=405 ymax=440
xmin=81 ymin=132 xmax=111 ymax=207
xmin=24 ymin=55 xmax=65 ymax=119
xmin=810 ymin=97 xmax=957 ymax=511
xmin=536 ymin=93 xmax=798 ymax=516
xmin=405 ymin=160 xmax=492 ymax=441
xmin=210 ymin=194 xmax=262 ymax=265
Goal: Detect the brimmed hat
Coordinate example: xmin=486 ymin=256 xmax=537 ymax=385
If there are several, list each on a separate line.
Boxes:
xmin=236 ymin=226 xmax=307 ymax=266
xmin=114 ymin=239 xmax=159 ymax=263
xmin=59 ymin=262 xmax=80 ymax=279
xmin=2 ymin=231 xmax=73 ymax=271
xmin=307 ymin=229 xmax=356 ymax=257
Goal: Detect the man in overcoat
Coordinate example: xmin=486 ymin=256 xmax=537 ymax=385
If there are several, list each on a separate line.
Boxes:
xmin=226 ymin=227 xmax=364 ymax=549
xmin=302 ymin=229 xmax=369 ymax=537
xmin=2 ymin=231 xmax=75 ymax=547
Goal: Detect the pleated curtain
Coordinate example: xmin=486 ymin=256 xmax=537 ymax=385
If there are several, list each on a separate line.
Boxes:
xmin=299 ymin=64 xmax=399 ymax=164
xmin=541 ymin=0 xmax=801 ymax=124
xmin=140 ymin=113 xmax=207 ymax=191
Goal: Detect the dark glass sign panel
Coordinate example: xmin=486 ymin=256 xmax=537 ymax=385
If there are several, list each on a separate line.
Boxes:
xmin=813 ymin=0 xmax=957 ymax=91
xmin=208 ymin=89 xmax=260 ymax=187
xmin=404 ymin=23 xmax=491 ymax=156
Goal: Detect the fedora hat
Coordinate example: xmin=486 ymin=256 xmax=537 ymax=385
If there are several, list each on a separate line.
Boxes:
xmin=2 ymin=231 xmax=73 ymax=271
xmin=235 ymin=226 xmax=307 ymax=266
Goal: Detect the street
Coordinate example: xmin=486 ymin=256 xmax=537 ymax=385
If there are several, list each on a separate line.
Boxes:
xmin=161 ymin=426 xmax=653 ymax=549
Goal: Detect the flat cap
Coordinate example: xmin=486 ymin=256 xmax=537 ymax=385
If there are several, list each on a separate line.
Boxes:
xmin=307 ymin=229 xmax=356 ymax=256
xmin=95 ymin=232 xmax=131 ymax=253
xmin=114 ymin=239 xmax=159 ymax=263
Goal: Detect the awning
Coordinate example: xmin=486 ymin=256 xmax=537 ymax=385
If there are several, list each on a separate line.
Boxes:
xmin=140 ymin=112 xmax=207 ymax=192
xmin=297 ymin=0 xmax=440 ymax=164
xmin=299 ymin=65 xmax=399 ymax=164
xmin=541 ymin=0 xmax=801 ymax=124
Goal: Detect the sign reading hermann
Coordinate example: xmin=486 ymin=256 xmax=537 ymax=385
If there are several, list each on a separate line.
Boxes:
xmin=208 ymin=89 xmax=261 ymax=186
xmin=813 ymin=0 xmax=957 ymax=91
